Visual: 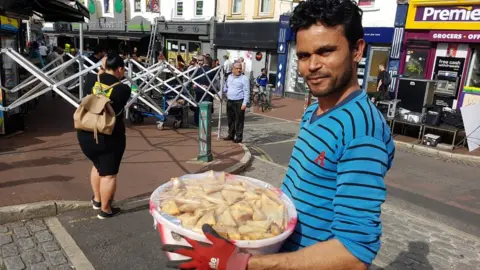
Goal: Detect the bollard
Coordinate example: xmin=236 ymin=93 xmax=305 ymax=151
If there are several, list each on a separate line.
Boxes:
xmin=304 ymin=91 xmax=312 ymax=112
xmin=197 ymin=101 xmax=213 ymax=162
xmin=267 ymin=84 xmax=273 ymax=107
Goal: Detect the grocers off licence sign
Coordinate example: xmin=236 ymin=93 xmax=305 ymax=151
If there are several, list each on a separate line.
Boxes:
xmin=406 ymin=1 xmax=480 ymax=30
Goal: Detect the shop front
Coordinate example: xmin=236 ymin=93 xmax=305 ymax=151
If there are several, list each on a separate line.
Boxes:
xmin=361 ymin=27 xmax=395 ymax=92
xmin=401 ymin=0 xmax=480 ymax=109
xmin=159 ymin=20 xmax=212 ymax=66
xmin=0 ymin=14 xmax=22 ymax=135
xmin=215 ymin=21 xmax=278 ymax=81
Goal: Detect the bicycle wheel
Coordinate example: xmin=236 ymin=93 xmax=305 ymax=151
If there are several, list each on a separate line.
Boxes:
xmin=260 ymin=94 xmax=267 ymax=112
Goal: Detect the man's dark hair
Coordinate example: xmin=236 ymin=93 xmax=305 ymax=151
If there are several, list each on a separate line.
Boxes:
xmin=93 ymin=46 xmax=105 ymax=55
xmin=204 ymin=56 xmax=213 ymax=67
xmin=105 ymin=54 xmax=125 ymax=70
xmin=290 ymin=0 xmax=364 ymax=49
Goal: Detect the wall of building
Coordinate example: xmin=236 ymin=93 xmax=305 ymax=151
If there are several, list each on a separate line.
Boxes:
xmin=161 ymin=0 xmax=215 ymax=21
xmin=356 ymin=0 xmax=397 ymax=27
xmin=216 ymin=0 xmax=292 ymax=22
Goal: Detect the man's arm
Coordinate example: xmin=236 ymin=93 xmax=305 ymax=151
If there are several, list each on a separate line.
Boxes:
xmin=248 ymin=239 xmax=366 ymax=270
xmin=242 ymin=76 xmax=250 ymax=106
xmin=249 ymin=136 xmax=388 ymax=270
xmin=223 ymin=76 xmax=229 ymax=93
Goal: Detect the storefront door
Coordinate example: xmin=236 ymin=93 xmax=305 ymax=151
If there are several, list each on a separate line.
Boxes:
xmin=166 ymin=39 xmax=201 ymax=67
xmin=366 ymin=47 xmax=390 ymax=92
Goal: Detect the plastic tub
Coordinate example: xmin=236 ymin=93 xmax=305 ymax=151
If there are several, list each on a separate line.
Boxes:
xmin=149 ymin=171 xmax=298 ymax=261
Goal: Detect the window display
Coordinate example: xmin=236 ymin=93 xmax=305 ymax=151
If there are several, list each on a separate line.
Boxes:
xmin=285 ymin=43 xmax=309 ymax=94
xmin=404 ymin=48 xmax=429 ymax=79
xmin=465 ymin=47 xmax=480 ymax=93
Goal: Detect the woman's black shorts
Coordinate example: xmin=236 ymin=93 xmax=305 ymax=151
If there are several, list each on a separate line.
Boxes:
xmin=77 ymin=131 xmax=126 ymax=176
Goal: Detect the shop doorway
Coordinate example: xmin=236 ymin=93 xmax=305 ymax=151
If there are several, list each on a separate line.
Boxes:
xmin=365 ymin=47 xmax=390 ymax=92
xmin=165 ymin=39 xmax=201 ymax=67
xmin=404 ymin=47 xmax=430 ymax=79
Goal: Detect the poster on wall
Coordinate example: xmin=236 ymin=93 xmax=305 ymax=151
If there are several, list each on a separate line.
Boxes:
xmin=463 ymin=93 xmax=480 ymax=107
xmin=0 ymin=90 xmax=4 ymax=135
xmin=433 ymin=57 xmax=465 ymax=96
xmin=146 ymin=0 xmax=160 ymax=13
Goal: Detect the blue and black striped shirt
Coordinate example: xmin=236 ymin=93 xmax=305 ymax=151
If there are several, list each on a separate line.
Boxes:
xmin=281 ymin=90 xmax=395 ymax=265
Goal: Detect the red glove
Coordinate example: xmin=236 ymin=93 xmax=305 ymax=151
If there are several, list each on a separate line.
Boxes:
xmin=162 ymin=224 xmax=251 ymax=270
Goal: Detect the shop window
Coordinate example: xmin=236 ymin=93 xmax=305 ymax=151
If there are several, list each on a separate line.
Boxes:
xmin=103 ymin=0 xmax=112 ymax=14
xmin=146 ymin=0 xmax=160 ymax=13
xmin=195 ymin=0 xmax=204 ymax=16
xmin=175 ymin=0 xmax=184 ymax=17
xmin=254 ymin=0 xmax=274 ymax=18
xmin=465 ymin=48 xmax=480 ymax=92
xmin=260 ymin=0 xmax=271 ymax=14
xmin=404 ymin=48 xmax=429 ymax=79
xmin=358 ymin=0 xmax=375 ymax=7
xmin=232 ymin=0 xmax=243 ymax=15
xmin=134 ymin=0 xmax=142 ymax=12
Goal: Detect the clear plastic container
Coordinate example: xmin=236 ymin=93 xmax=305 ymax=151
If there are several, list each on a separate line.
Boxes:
xmin=149 ymin=171 xmax=298 ymax=261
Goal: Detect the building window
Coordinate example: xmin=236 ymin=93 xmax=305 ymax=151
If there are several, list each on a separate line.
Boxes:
xmin=103 ymin=0 xmax=111 ymax=13
xmin=176 ymin=0 xmax=183 ymax=16
xmin=134 ymin=0 xmax=142 ymax=12
xmin=259 ymin=0 xmax=271 ymax=14
xmin=195 ymin=0 xmax=203 ymax=16
xmin=358 ymin=0 xmax=375 ymax=7
xmin=232 ymin=0 xmax=242 ymax=15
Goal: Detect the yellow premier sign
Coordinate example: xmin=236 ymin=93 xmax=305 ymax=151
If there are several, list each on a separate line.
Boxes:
xmin=0 ymin=15 xmax=19 ymax=32
xmin=406 ymin=0 xmax=480 ymax=30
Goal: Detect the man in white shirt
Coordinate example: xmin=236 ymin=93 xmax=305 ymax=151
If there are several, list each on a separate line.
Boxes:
xmin=223 ymin=55 xmax=232 ymax=78
xmin=39 ymin=44 xmax=48 ymax=62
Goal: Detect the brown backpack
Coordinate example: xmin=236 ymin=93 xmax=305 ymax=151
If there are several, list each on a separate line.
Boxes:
xmin=73 ymin=74 xmax=122 ymax=143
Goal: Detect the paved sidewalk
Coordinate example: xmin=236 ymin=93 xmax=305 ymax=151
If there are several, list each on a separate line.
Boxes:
xmin=0 ymin=96 xmax=246 ymax=208
xmin=242 ymin=158 xmax=480 ymax=270
xmin=0 ymin=220 xmax=72 ymax=270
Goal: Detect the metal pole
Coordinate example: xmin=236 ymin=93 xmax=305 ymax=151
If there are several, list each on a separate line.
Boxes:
xmin=198 ymin=101 xmax=213 ymax=162
xmin=79 ymin=23 xmax=84 ymax=98
xmin=217 ymin=71 xmax=224 ymax=139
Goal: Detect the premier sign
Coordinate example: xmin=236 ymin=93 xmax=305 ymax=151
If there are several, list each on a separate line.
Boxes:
xmin=406 ymin=2 xmax=480 ymax=30
xmin=418 ymin=6 xmax=480 ymax=22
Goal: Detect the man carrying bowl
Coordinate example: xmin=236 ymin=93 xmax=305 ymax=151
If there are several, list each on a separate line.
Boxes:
xmin=163 ymin=0 xmax=395 ymax=269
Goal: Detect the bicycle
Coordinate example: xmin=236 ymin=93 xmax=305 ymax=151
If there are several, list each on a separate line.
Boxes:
xmin=251 ymin=82 xmax=270 ymax=112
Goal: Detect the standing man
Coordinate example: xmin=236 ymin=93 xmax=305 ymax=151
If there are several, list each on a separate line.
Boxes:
xmin=377 ymin=64 xmax=390 ymax=100
xmin=223 ymin=62 xmax=250 ymax=143
xmin=163 ymin=1 xmax=395 ymax=269
xmin=87 ymin=47 xmax=106 ymax=67
xmin=223 ymin=54 xmax=232 ymax=78
xmin=193 ymin=55 xmax=215 ymax=125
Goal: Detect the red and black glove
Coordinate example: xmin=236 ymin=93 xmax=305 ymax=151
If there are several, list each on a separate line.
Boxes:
xmin=162 ymin=224 xmax=251 ymax=270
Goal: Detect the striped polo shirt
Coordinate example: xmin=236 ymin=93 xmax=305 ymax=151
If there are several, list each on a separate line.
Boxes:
xmin=281 ymin=90 xmax=395 ymax=265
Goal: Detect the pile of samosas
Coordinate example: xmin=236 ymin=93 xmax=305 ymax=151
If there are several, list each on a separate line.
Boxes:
xmin=159 ymin=171 xmax=287 ymax=241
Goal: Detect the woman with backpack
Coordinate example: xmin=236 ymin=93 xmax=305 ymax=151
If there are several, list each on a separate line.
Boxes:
xmin=76 ymin=54 xmax=132 ymax=219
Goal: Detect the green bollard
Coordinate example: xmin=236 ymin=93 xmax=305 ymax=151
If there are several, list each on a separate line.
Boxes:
xmin=197 ymin=101 xmax=213 ymax=162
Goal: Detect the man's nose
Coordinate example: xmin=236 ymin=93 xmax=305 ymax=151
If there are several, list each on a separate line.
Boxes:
xmin=308 ymin=55 xmax=323 ymax=72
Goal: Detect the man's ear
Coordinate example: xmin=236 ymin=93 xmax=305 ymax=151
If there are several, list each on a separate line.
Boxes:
xmin=353 ymin=39 xmax=366 ymax=63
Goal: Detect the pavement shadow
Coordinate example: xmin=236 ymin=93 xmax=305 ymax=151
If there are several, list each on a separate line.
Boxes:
xmin=386 ymin=241 xmax=433 ymax=270
xmin=0 ymin=175 xmax=74 ymax=188
xmin=0 ymin=156 xmax=75 ymax=172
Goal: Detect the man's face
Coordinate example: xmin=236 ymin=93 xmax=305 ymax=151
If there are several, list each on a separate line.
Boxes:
xmin=296 ymin=23 xmax=363 ymax=98
xmin=232 ymin=64 xmax=242 ymax=76
xmin=197 ymin=57 xmax=204 ymax=66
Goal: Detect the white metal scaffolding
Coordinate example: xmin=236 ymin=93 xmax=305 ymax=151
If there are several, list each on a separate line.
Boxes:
xmin=0 ymin=46 xmax=225 ymax=137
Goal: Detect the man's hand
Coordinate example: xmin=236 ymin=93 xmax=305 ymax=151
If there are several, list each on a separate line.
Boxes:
xmin=162 ymin=224 xmax=251 ymax=270
xmin=241 ymin=104 xmax=247 ymax=111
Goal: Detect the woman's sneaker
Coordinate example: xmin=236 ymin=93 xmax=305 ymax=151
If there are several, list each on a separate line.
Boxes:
xmin=97 ymin=207 xmax=122 ymax=219
xmin=91 ymin=196 xmax=101 ymax=210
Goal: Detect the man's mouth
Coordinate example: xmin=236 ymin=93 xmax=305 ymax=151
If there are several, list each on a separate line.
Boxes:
xmin=308 ymin=76 xmax=328 ymax=84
